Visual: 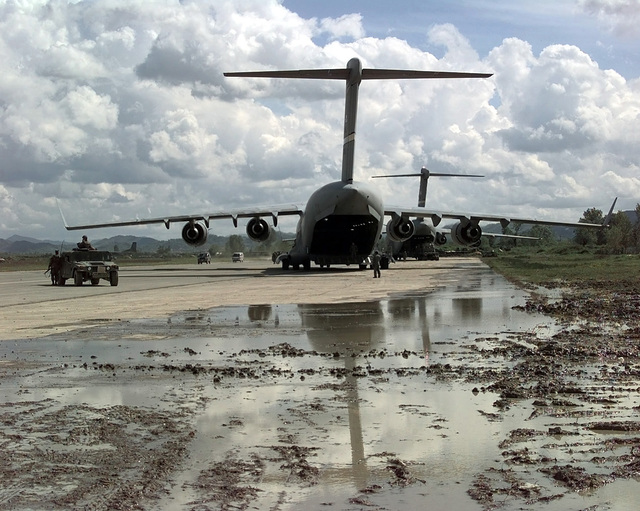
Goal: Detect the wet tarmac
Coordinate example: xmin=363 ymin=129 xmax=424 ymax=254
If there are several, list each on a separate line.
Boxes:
xmin=1 ymin=263 xmax=639 ymax=510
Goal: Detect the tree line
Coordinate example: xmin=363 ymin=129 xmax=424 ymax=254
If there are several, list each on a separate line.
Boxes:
xmin=493 ymin=203 xmax=640 ymax=254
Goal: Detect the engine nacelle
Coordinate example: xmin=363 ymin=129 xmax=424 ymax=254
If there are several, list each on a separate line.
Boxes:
xmin=435 ymin=232 xmax=447 ymax=245
xmin=182 ymin=222 xmax=208 ymax=247
xmin=246 ymin=217 xmax=270 ymax=242
xmin=386 ymin=216 xmax=415 ymax=243
xmin=450 ymin=221 xmax=482 ymax=246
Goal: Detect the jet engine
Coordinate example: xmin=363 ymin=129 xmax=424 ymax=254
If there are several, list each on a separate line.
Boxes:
xmin=182 ymin=222 xmax=208 ymax=247
xmin=450 ymin=221 xmax=482 ymax=246
xmin=246 ymin=217 xmax=270 ymax=242
xmin=435 ymin=232 xmax=447 ymax=245
xmin=386 ymin=216 xmax=415 ymax=242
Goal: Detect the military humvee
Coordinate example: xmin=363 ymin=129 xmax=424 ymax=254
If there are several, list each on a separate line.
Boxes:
xmin=58 ymin=250 xmax=119 ymax=286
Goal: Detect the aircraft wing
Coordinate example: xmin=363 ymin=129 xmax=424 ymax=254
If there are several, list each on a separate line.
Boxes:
xmin=59 ymin=203 xmax=303 ymax=231
xmin=383 ymin=200 xmax=616 ymax=230
xmin=435 ymin=228 xmax=540 ymax=240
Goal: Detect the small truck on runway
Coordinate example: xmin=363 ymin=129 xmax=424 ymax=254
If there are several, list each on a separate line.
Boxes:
xmin=58 ymin=250 xmax=119 ymax=286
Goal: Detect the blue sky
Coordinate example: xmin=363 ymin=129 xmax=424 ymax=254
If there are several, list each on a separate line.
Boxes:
xmin=283 ymin=0 xmax=638 ymax=76
xmin=0 ymin=0 xmax=639 ymax=241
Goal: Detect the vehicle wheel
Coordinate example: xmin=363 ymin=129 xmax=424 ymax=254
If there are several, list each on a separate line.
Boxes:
xmin=282 ymin=259 xmax=290 ymax=270
xmin=91 ymin=278 xmax=100 ymax=286
xmin=58 ymin=278 xmax=66 ymax=286
xmin=110 ymin=272 xmax=119 ymax=286
xmin=74 ymin=272 xmax=83 ymax=286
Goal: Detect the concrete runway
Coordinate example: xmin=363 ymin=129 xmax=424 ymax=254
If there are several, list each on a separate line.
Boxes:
xmin=0 ymin=257 xmax=479 ymax=340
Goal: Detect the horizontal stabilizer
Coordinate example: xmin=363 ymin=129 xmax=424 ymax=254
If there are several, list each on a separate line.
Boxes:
xmin=225 ymin=69 xmax=492 ymax=81
xmin=362 ymin=69 xmax=492 ymax=80
xmin=224 ymin=69 xmax=350 ymax=80
xmin=372 ymin=173 xmax=484 ymax=178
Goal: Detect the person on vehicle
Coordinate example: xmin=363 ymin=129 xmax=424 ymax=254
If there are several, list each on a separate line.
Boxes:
xmin=372 ymin=250 xmax=381 ymax=278
xmin=77 ymin=235 xmax=95 ymax=250
xmin=47 ymin=250 xmax=61 ymax=285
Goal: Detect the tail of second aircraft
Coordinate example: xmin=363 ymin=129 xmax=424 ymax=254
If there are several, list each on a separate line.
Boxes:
xmin=372 ymin=167 xmax=484 ymax=207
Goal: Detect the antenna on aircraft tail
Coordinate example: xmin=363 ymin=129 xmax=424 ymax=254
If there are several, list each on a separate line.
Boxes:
xmin=372 ymin=167 xmax=484 ymax=207
xmin=225 ymin=59 xmax=492 ymax=184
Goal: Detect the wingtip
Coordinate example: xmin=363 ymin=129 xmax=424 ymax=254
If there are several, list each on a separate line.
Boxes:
xmin=602 ymin=197 xmax=618 ymax=227
xmin=56 ymin=199 xmax=70 ymax=229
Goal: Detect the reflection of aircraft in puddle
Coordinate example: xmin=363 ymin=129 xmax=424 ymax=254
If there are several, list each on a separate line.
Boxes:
xmin=247 ymin=305 xmax=272 ymax=322
xmin=298 ymin=302 xmax=386 ymax=489
xmin=240 ymin=277 xmax=548 ymax=491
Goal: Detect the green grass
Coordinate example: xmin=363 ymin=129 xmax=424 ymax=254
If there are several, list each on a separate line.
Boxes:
xmin=484 ymin=245 xmax=640 ymax=287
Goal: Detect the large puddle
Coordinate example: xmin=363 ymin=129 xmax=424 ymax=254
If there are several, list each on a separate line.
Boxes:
xmin=1 ymin=266 xmax=638 ymax=510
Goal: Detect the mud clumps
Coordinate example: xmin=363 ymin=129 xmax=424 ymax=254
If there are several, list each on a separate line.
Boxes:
xmin=467 ymin=279 xmax=640 ymax=509
xmin=2 ymin=276 xmax=640 ymax=509
xmin=0 ymin=402 xmax=193 ymax=510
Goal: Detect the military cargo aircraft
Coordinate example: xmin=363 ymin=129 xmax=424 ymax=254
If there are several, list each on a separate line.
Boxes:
xmin=62 ymin=58 xmax=612 ymax=270
xmin=374 ymin=167 xmax=542 ymax=259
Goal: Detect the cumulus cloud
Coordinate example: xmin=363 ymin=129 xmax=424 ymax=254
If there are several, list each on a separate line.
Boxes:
xmin=319 ymin=13 xmax=365 ymax=41
xmin=580 ymin=0 xmax=640 ymax=37
xmin=0 ymin=0 xmax=638 ymax=240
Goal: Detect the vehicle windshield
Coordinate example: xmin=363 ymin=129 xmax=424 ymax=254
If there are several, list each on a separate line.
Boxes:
xmin=66 ymin=251 xmax=112 ymax=262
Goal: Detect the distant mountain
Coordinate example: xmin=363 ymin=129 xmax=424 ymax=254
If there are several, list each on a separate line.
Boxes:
xmin=0 ymin=235 xmax=60 ymax=253
xmin=0 ymin=231 xmax=292 ymax=255
xmin=0 ymin=240 xmax=60 ymax=254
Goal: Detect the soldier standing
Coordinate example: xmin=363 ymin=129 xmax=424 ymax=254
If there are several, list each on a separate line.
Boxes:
xmin=372 ymin=251 xmax=381 ymax=278
xmin=48 ymin=250 xmax=61 ymax=285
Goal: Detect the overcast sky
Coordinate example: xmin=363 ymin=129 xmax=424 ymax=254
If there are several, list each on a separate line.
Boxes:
xmin=1 ymin=0 xmax=639 ymax=241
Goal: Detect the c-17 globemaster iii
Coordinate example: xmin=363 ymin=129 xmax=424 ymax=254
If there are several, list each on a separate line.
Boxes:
xmin=62 ymin=58 xmax=613 ymax=269
xmin=373 ymin=167 xmax=546 ymax=259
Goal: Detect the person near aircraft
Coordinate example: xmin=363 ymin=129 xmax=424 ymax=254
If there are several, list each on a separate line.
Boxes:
xmin=372 ymin=251 xmax=381 ymax=278
xmin=77 ymin=235 xmax=95 ymax=250
xmin=47 ymin=250 xmax=61 ymax=285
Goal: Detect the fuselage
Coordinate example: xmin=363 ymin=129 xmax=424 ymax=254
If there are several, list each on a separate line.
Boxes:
xmin=289 ymin=180 xmax=384 ymax=267
xmin=390 ymin=219 xmax=437 ymax=259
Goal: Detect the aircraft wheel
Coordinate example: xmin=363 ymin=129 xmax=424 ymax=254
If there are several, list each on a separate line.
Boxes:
xmin=303 ymin=260 xmax=311 ymax=271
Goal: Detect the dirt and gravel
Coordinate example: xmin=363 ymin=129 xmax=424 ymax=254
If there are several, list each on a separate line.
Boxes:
xmin=0 ymin=258 xmax=639 ymax=510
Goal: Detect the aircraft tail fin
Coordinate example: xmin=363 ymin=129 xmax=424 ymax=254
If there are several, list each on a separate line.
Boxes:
xmin=372 ymin=167 xmax=483 ymax=207
xmin=225 ymin=59 xmax=492 ymax=185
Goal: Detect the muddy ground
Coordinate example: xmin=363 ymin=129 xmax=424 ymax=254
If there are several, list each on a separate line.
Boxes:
xmin=0 ymin=261 xmax=639 ymax=510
